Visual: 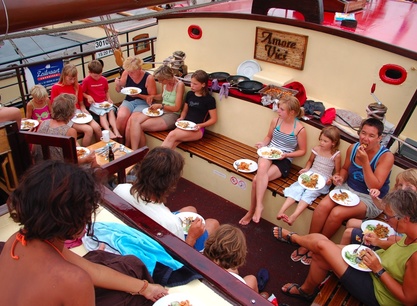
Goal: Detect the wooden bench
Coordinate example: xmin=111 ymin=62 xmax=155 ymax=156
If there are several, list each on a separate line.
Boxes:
xmin=146 ymin=129 xmax=325 ymax=209
xmin=312 ymin=273 xmax=363 ymax=306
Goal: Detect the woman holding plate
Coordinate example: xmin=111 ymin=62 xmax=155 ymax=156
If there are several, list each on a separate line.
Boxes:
xmin=115 ymin=56 xmax=157 ymax=140
xmin=293 ymin=118 xmax=394 ymax=265
xmin=239 ymin=95 xmax=307 ymax=225
xmin=128 ymin=65 xmax=185 ymax=150
xmin=161 ymin=70 xmax=217 ymax=150
xmin=275 ymin=189 xmax=417 ymax=306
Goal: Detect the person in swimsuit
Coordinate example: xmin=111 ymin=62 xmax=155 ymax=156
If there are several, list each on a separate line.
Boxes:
xmin=128 ymin=65 xmax=185 ymax=150
xmin=26 ymin=84 xmax=52 ymax=122
xmin=293 ymin=118 xmax=395 ymax=265
xmin=0 ymin=160 xmax=168 ymax=305
xmin=115 ymin=55 xmax=157 ymax=140
xmin=239 ymin=95 xmax=307 ymax=225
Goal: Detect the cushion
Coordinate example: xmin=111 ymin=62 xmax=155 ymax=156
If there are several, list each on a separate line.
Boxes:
xmin=334 ymin=109 xmax=363 ymax=128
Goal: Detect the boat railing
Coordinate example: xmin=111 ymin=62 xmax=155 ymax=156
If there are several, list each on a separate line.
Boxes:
xmin=0 ymin=34 xmax=158 ymax=108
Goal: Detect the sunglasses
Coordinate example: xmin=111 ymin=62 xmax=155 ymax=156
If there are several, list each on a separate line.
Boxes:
xmin=380 ymin=212 xmax=400 ymax=221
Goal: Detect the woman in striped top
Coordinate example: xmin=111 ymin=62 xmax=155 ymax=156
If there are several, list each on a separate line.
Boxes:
xmin=239 ymin=96 xmax=307 ymax=225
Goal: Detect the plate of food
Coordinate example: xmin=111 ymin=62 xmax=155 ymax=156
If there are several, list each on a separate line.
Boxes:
xmin=361 ymin=220 xmax=395 ymax=240
xmin=330 ymin=189 xmax=360 ymax=206
xmin=341 ymin=244 xmax=381 ymax=272
xmin=257 ymin=146 xmax=283 ymax=160
xmin=142 ymin=107 xmax=163 ymax=117
xmin=176 ymin=212 xmax=205 ymax=234
xmin=298 ymin=172 xmax=326 ymax=190
xmin=233 ymin=159 xmax=258 ymax=173
xmin=121 ymin=87 xmax=142 ymax=95
xmin=153 ymin=293 xmax=200 ymax=306
xmin=71 ymin=113 xmax=93 ymax=124
xmin=94 ymin=101 xmax=113 ymax=109
xmin=20 ymin=119 xmax=39 ymax=130
xmin=175 ymin=120 xmax=197 ymax=131
xmin=76 ymin=147 xmax=90 ymax=158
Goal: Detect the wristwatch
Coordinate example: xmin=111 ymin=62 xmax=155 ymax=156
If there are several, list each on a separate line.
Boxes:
xmin=161 ymin=104 xmax=165 ymax=110
xmin=374 ymin=268 xmax=386 ymax=278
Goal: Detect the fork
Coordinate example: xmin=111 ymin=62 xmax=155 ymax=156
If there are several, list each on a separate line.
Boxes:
xmin=353 ymin=236 xmax=366 ymax=254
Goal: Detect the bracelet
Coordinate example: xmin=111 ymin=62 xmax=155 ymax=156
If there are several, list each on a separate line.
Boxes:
xmin=161 ymin=103 xmax=165 ymax=110
xmin=129 ymin=280 xmax=148 ymax=295
xmin=374 ymin=268 xmax=386 ymax=278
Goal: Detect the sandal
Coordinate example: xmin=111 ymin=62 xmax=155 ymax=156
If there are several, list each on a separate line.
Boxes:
xmin=301 ymin=252 xmax=313 ymax=266
xmin=281 ymin=283 xmax=317 ymax=302
xmin=273 ymin=226 xmax=298 ymax=245
xmin=290 ymin=248 xmax=308 ymax=262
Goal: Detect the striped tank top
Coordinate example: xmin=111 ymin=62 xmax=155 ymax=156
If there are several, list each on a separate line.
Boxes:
xmin=269 ymin=119 xmax=301 ymax=162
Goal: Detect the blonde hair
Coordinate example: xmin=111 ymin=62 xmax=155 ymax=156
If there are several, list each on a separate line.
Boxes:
xmin=30 ymin=85 xmax=48 ymax=100
xmin=123 ymin=56 xmax=144 ymax=71
xmin=153 ymin=65 xmax=175 ymax=82
xmin=280 ymin=95 xmax=304 ymax=118
xmin=395 ymin=168 xmax=417 ymax=190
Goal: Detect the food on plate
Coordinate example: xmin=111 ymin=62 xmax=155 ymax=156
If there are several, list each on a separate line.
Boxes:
xmin=100 ymin=102 xmax=111 ymax=108
xmin=76 ymin=113 xmax=87 ymax=118
xmin=177 ymin=121 xmax=190 ymax=129
xmin=300 ymin=173 xmax=319 ymax=189
xmin=332 ymin=191 xmax=350 ymax=202
xmin=261 ymin=148 xmax=282 ymax=159
xmin=345 ymin=249 xmax=368 ymax=269
xmin=364 ymin=223 xmax=389 ymax=239
xmin=146 ymin=108 xmax=160 ymax=116
xmin=181 ymin=216 xmax=195 ymax=232
xmin=237 ymin=161 xmax=251 ymax=171
xmin=262 ymin=87 xmax=293 ymax=99
xmin=129 ymin=88 xmax=139 ymax=95
xmin=170 ymin=301 xmax=191 ymax=306
xmin=76 ymin=148 xmax=87 ymax=158
xmin=21 ymin=120 xmax=36 ymax=129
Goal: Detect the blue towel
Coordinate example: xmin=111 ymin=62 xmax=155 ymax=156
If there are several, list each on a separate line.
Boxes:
xmin=84 ymin=222 xmax=202 ymax=286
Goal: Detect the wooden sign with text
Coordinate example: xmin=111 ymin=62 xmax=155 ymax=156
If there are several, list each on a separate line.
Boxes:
xmin=254 ymin=27 xmax=308 ymax=70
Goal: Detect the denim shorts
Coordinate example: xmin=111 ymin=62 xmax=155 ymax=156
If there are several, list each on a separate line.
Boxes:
xmin=284 ymin=181 xmax=330 ymax=204
xmin=120 ymin=99 xmax=148 ymax=113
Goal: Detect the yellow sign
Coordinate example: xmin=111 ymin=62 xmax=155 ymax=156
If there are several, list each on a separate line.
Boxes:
xmin=254 ymin=27 xmax=308 ymax=70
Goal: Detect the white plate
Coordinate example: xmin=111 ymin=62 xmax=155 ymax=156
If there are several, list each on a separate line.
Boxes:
xmin=93 ymin=101 xmax=113 ymax=109
xmin=71 ymin=113 xmax=93 ymax=124
xmin=175 ymin=120 xmax=197 ymax=131
xmin=233 ymin=159 xmax=258 ymax=173
xmin=176 ymin=212 xmax=205 ymax=234
xmin=361 ymin=220 xmax=395 ymax=240
xmin=257 ymin=146 xmax=283 ymax=160
xmin=341 ymin=244 xmax=381 ymax=272
xmin=153 ymin=293 xmax=203 ymax=306
xmin=298 ymin=171 xmax=326 ymax=191
xmin=20 ymin=119 xmax=39 ymax=130
xmin=76 ymin=147 xmax=90 ymax=158
xmin=237 ymin=60 xmax=261 ymax=79
xmin=142 ymin=107 xmax=163 ymax=117
xmin=121 ymin=87 xmax=142 ymax=95
xmin=330 ymin=189 xmax=360 ymax=206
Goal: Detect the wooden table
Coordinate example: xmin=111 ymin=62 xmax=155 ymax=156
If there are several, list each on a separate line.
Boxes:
xmin=87 ymin=140 xmax=132 ymax=167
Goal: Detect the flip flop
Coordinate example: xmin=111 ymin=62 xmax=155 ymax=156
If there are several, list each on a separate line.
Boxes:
xmin=301 ymin=252 xmax=313 ymax=265
xmin=290 ymin=248 xmax=308 ymax=262
xmin=273 ymin=226 xmax=298 ymax=245
xmin=257 ymin=268 xmax=269 ymax=292
xmin=281 ymin=283 xmax=317 ymax=302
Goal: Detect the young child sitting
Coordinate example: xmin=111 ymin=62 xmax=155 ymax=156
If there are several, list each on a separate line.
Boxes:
xmin=277 ymin=126 xmax=341 ymax=228
xmin=82 ymin=60 xmax=121 ymax=139
xmin=340 ymin=168 xmax=417 ymax=248
xmin=26 ymin=84 xmax=51 ymax=121
xmin=203 ymin=224 xmax=258 ymax=292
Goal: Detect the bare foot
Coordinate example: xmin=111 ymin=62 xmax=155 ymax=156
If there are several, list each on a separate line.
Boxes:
xmin=276 ymin=212 xmax=285 ymax=220
xmin=277 ymin=213 xmax=290 ymax=224
xmin=252 ymin=205 xmax=264 ymax=223
xmin=110 ymin=131 xmax=117 ymax=139
xmin=286 ymin=215 xmax=296 ymax=226
xmin=239 ymin=212 xmax=253 ymax=225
